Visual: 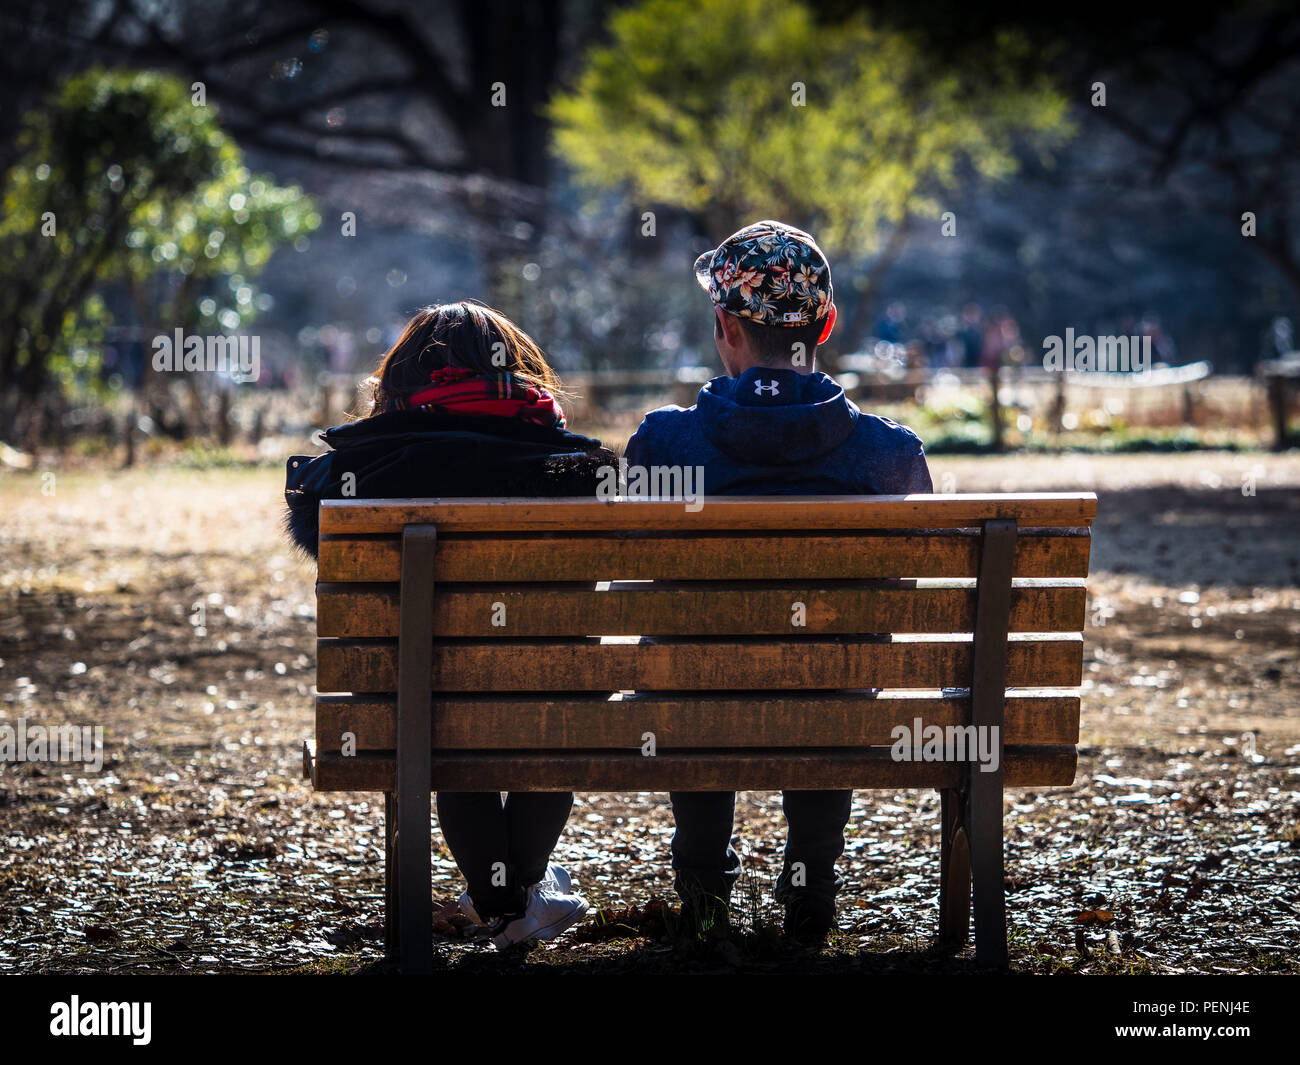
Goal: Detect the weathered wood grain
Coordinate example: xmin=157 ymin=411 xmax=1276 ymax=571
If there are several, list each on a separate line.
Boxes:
xmin=317 ymin=530 xmax=1091 ymax=583
xmin=316 ymin=633 xmax=1084 ymax=693
xmin=316 ymin=581 xmax=1088 ymax=637
xmin=319 ymin=494 xmax=1098 ymax=534
xmin=310 ymin=745 xmax=1079 ymax=792
xmin=314 ymin=691 xmax=1081 ymax=751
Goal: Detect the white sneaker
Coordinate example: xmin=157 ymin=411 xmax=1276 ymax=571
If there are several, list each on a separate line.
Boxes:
xmin=490 ymin=881 xmax=589 ymax=950
xmin=459 ymin=863 xmax=573 ymax=925
xmin=539 ymin=862 xmax=573 ymax=893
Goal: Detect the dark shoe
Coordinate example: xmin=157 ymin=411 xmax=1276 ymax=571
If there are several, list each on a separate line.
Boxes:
xmin=784 ymin=893 xmax=836 ymax=944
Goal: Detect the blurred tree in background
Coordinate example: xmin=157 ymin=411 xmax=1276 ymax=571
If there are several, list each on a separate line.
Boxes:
xmin=0 ymin=68 xmax=318 ymax=447
xmin=550 ymin=0 xmax=1072 ymax=350
xmin=844 ymin=0 xmax=1300 ymax=308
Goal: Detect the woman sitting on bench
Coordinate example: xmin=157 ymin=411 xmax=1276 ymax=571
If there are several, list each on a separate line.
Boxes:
xmin=286 ymin=299 xmax=612 ymax=948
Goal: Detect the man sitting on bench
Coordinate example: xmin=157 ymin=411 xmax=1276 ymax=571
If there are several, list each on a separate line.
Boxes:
xmin=625 ymin=220 xmax=934 ymax=943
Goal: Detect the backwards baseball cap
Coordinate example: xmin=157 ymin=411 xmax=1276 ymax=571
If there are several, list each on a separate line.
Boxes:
xmin=694 ymin=220 xmax=835 ymax=339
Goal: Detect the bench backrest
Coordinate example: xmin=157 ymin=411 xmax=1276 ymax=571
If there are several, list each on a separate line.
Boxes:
xmin=311 ymin=494 xmax=1095 ymax=793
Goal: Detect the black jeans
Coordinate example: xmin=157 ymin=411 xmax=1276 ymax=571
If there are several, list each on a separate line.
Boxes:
xmin=435 ymin=791 xmax=573 ymax=918
xmin=670 ymin=789 xmax=853 ymax=908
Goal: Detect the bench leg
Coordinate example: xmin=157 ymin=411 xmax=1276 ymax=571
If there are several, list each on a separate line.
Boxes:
xmin=968 ymin=761 xmax=1007 ymax=967
xmin=383 ymin=791 xmax=398 ymax=959
xmin=396 ymin=525 xmax=438 ymax=974
xmin=938 ymin=788 xmax=970 ymax=945
xmin=968 ymin=518 xmax=1016 ymax=969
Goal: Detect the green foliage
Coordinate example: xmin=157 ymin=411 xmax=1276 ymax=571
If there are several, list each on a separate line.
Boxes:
xmin=550 ymin=0 xmax=1071 ymax=255
xmin=48 ymin=294 xmax=113 ymax=402
xmin=0 ymin=67 xmax=319 ymax=422
xmin=174 ymin=440 xmax=248 ymax=469
xmin=3 ymin=69 xmax=227 ymax=254
xmin=126 ymin=154 xmax=320 ymax=335
xmin=871 ymin=394 xmax=1263 ymax=454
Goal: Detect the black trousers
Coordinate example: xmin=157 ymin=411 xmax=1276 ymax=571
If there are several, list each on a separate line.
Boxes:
xmin=669 ymin=790 xmax=853 ymax=906
xmin=435 ymin=791 xmax=574 ymax=918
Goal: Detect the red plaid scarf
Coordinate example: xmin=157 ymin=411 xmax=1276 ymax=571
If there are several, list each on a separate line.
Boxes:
xmin=397 ymin=366 xmax=566 ymax=428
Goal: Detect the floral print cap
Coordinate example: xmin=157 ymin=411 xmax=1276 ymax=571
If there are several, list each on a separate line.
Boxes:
xmin=693 ymin=219 xmax=834 ymax=328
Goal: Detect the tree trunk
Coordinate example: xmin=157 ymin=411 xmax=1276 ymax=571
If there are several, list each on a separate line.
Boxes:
xmin=1254 ymin=235 xmax=1300 ymax=310
xmin=989 ymin=360 xmax=1005 ymax=453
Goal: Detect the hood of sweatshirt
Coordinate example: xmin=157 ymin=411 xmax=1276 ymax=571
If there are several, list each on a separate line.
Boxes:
xmin=696 ymin=367 xmax=856 ymax=466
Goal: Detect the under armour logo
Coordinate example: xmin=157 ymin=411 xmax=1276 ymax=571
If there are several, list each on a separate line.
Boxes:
xmin=754 ymin=379 xmax=780 ymax=397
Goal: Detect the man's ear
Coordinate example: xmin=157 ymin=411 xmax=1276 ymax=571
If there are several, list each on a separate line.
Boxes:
xmin=716 ymin=308 xmax=743 ymax=346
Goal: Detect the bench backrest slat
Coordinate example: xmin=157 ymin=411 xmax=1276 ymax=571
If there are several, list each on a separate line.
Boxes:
xmin=317 ymin=581 xmax=1088 ymax=638
xmin=317 ymin=692 xmax=1082 ymax=750
xmin=317 ymin=529 xmax=1091 ymax=583
xmin=318 ymin=634 xmax=1084 ymax=693
xmin=317 ymin=493 xmax=1098 ymax=534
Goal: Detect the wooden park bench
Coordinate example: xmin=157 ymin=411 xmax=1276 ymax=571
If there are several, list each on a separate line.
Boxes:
xmin=301 ymin=493 xmax=1097 ymax=972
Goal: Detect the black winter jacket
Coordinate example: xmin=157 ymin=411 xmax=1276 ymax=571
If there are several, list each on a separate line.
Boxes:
xmin=284 ymin=409 xmax=616 ymax=557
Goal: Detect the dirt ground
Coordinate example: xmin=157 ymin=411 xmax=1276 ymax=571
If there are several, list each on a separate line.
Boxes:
xmin=0 ymin=450 xmax=1297 ymax=974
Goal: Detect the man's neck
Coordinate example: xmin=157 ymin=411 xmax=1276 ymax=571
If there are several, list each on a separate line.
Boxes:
xmin=727 ymin=353 xmax=817 ymax=377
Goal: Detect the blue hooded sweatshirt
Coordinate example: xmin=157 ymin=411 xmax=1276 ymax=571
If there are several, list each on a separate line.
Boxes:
xmin=625 ymin=367 xmax=932 ymax=495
